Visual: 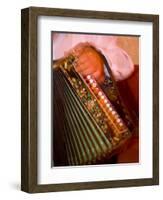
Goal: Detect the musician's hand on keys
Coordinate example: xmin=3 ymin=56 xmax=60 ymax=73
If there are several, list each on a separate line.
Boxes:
xmin=72 ymin=43 xmax=105 ymax=84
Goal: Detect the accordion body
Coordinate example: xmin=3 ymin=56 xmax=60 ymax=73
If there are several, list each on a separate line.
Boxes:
xmin=53 ymin=54 xmax=137 ymax=166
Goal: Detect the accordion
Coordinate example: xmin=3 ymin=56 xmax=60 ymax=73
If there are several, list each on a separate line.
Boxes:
xmin=53 ymin=54 xmax=137 ymax=166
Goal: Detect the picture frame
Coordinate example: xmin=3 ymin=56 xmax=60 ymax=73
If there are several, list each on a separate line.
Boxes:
xmin=21 ymin=6 xmax=159 ymax=193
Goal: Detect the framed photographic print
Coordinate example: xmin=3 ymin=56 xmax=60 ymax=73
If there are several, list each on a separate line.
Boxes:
xmin=21 ymin=7 xmax=159 ymax=193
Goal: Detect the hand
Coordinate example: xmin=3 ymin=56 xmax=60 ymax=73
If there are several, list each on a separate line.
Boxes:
xmin=71 ymin=43 xmax=105 ymax=84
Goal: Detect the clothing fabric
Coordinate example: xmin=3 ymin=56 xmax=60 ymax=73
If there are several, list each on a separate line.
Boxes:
xmin=53 ymin=33 xmax=134 ymax=81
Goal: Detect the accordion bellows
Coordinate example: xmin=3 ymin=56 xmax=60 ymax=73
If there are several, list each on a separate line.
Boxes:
xmin=53 ymin=55 xmax=135 ymax=166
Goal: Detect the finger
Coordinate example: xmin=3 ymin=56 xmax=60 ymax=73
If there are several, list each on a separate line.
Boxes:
xmin=79 ymin=67 xmax=96 ymax=77
xmin=75 ymin=63 xmax=89 ymax=73
xmin=76 ymin=64 xmax=96 ymax=75
xmin=92 ymin=71 xmax=104 ymax=83
xmin=77 ymin=54 xmax=89 ymax=66
xmin=92 ymin=70 xmax=100 ymax=79
xmin=76 ymin=53 xmax=96 ymax=71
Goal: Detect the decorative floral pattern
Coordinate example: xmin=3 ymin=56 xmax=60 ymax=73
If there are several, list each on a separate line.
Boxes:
xmin=59 ymin=55 xmax=130 ymax=144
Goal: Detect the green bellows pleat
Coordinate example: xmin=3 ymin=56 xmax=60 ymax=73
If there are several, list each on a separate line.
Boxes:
xmin=54 ymin=70 xmax=112 ymax=165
